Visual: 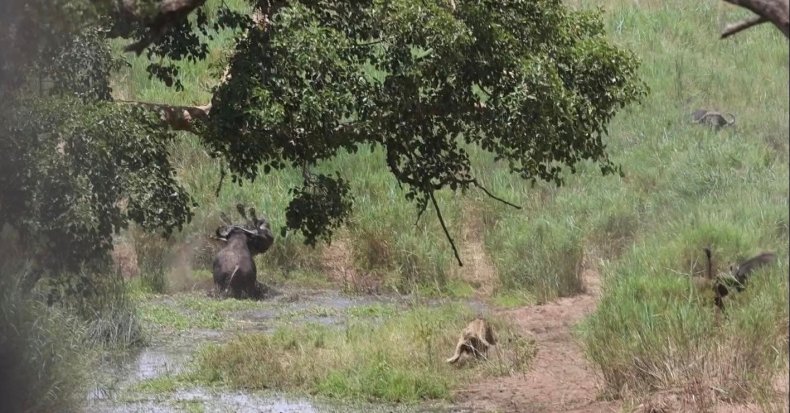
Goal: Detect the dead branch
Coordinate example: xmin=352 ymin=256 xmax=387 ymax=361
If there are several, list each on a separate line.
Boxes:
xmin=215 ymin=164 xmax=226 ymax=197
xmin=721 ymin=0 xmax=789 ymax=38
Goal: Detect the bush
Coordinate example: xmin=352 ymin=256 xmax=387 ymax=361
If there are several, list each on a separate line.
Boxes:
xmin=0 ymin=267 xmax=89 ymax=413
xmin=35 ymin=267 xmax=145 ymax=349
xmin=580 ymin=222 xmax=788 ymax=404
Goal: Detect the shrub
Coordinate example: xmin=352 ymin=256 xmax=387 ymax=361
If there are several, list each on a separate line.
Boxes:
xmin=0 ymin=267 xmax=89 ymax=413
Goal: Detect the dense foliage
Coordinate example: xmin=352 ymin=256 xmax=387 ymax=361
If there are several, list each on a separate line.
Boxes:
xmin=1 ymin=25 xmax=193 ymax=274
xmin=0 ymin=0 xmax=645 ymax=274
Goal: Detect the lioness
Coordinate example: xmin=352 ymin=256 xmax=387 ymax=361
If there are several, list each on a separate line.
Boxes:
xmin=446 ymin=317 xmax=496 ymax=364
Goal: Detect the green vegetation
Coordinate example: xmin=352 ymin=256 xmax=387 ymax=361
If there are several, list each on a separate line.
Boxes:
xmin=0 ymin=269 xmax=90 ymax=413
xmin=582 ymin=257 xmax=787 ymax=403
xmin=124 ymin=0 xmax=786 ymax=407
xmin=0 ymin=0 xmax=786 ymax=410
xmin=128 ymin=301 xmax=533 ymax=404
xmin=580 ymin=225 xmax=788 ymax=403
xmin=188 ymin=305 xmax=533 ymax=402
xmin=31 ymin=268 xmax=146 ymax=349
xmin=180 ymin=401 xmax=206 ymax=413
xmin=572 ymin=0 xmax=789 ymax=405
xmin=3 ymin=0 xmax=644 ymax=281
xmin=133 ymin=375 xmax=184 ymax=394
xmin=115 ymin=1 xmax=787 ymax=406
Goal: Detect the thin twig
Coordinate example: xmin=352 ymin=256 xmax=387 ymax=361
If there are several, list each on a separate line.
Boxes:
xmin=473 ymin=180 xmax=521 ymax=209
xmin=430 ymin=191 xmax=463 ymax=266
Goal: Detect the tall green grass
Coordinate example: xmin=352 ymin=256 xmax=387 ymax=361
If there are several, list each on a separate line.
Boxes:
xmin=580 ymin=233 xmax=787 ymax=404
xmin=33 ymin=267 xmax=146 ymax=348
xmin=573 ymin=0 xmax=789 ymax=405
xmin=0 ymin=266 xmax=90 ymax=413
xmin=188 ymin=304 xmax=533 ymax=402
xmin=0 ymin=223 xmax=145 ymax=412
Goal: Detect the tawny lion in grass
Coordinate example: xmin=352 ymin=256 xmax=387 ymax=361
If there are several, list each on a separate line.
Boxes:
xmin=446 ymin=317 xmax=497 ymax=364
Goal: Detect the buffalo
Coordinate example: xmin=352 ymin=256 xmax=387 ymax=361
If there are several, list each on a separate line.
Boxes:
xmin=213 ymin=204 xmax=274 ymax=299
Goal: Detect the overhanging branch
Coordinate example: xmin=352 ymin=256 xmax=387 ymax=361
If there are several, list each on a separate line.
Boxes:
xmin=721 ymin=0 xmax=789 ymax=38
xmin=722 ymin=15 xmax=769 ymax=38
xmin=414 ymin=199 xmax=429 ymax=226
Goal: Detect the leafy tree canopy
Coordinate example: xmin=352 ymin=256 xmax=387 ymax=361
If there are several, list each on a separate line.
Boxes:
xmin=0 ymin=0 xmax=646 ymax=273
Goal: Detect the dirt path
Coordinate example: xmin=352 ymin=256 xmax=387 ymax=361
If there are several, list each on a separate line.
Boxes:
xmin=457 ymin=205 xmax=498 ymax=298
xmin=454 ymin=268 xmax=620 ymax=413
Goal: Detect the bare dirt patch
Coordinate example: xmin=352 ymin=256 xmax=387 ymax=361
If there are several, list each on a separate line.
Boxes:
xmin=453 ymin=267 xmax=620 ymax=413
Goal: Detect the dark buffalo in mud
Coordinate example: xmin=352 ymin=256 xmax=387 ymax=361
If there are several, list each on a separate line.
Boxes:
xmin=213 ymin=204 xmax=274 ymax=299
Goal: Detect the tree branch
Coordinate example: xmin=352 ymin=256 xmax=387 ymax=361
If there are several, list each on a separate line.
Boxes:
xmin=430 ymin=191 xmax=463 ymax=267
xmin=721 ymin=0 xmax=789 ymax=38
xmin=115 ymin=100 xmax=211 ymax=132
xmin=472 ymin=180 xmax=522 ymax=210
xmin=722 ymin=15 xmax=769 ymax=38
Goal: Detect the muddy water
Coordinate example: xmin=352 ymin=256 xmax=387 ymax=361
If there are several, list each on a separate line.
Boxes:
xmin=86 ymin=288 xmax=470 ymax=413
xmin=229 ymin=289 xmax=407 ymax=332
xmin=88 ymin=388 xmax=320 ymax=413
